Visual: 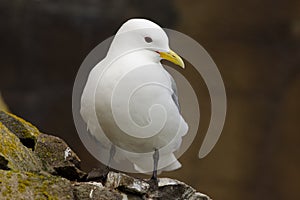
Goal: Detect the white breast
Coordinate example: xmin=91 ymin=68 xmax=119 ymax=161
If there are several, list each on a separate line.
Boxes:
xmin=81 ymin=50 xmax=188 ymax=172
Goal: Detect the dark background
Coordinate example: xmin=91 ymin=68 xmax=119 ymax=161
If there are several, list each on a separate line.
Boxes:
xmin=1 ymin=0 xmax=300 ymax=199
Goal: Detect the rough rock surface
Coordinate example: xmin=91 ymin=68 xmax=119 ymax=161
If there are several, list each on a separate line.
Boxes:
xmin=0 ymin=115 xmax=43 ymax=172
xmin=0 ymin=170 xmax=73 ymax=200
xmin=35 ymin=133 xmax=86 ymax=181
xmin=0 ymin=111 xmax=211 ymax=200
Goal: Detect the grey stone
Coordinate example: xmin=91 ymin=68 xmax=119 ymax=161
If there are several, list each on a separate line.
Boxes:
xmin=0 ymin=120 xmax=44 ymax=172
xmin=104 ymin=172 xmax=211 ymax=200
xmin=105 ymin=172 xmax=150 ymax=194
xmin=34 ymin=133 xmax=86 ymax=181
xmin=0 ymin=112 xmax=211 ymax=200
xmin=73 ymin=182 xmax=123 ymax=200
xmin=145 ymin=178 xmax=211 ymax=200
xmin=0 ymin=111 xmax=40 ymax=149
xmin=0 ymin=170 xmax=74 ymax=200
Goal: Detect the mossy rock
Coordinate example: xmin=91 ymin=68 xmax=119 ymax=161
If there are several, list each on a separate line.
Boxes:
xmin=0 ymin=170 xmax=73 ymax=200
xmin=0 ymin=122 xmax=43 ymax=172
xmin=0 ymin=112 xmax=211 ymax=199
xmin=73 ymin=182 xmax=123 ymax=200
xmin=0 ymin=111 xmax=39 ymax=149
xmin=35 ymin=133 xmax=86 ymax=180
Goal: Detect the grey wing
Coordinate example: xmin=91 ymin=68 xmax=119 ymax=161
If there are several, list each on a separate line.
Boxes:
xmin=169 ymin=74 xmax=181 ymax=111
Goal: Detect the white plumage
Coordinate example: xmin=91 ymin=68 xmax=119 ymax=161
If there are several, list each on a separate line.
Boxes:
xmin=80 ymin=18 xmax=188 ymax=173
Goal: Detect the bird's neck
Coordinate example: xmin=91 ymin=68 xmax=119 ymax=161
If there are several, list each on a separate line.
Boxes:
xmin=107 ymin=49 xmax=161 ymax=65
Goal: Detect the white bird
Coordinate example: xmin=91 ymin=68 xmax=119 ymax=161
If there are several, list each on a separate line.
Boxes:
xmin=80 ymin=18 xmax=188 ymax=180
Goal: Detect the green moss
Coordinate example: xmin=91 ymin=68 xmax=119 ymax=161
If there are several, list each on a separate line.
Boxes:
xmin=0 ymin=170 xmax=73 ymax=199
xmin=0 ymin=111 xmax=40 ymax=139
xmin=42 ymin=191 xmax=58 ymax=200
xmin=0 ymin=122 xmax=43 ymax=172
xmin=18 ymin=182 xmax=26 ymax=193
xmin=2 ymin=185 xmax=12 ymax=196
xmin=4 ymin=170 xmax=12 ymax=179
xmin=0 ymin=112 xmax=76 ymax=199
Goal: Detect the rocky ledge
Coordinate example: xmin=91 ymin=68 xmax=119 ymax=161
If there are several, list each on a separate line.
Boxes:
xmin=0 ymin=111 xmax=211 ymax=200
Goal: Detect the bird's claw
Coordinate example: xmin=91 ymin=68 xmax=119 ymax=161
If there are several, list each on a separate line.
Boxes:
xmin=148 ymin=177 xmax=159 ymax=191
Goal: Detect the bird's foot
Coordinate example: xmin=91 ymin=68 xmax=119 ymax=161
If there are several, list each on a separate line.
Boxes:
xmin=147 ymin=148 xmax=159 ymax=190
xmin=147 ymin=176 xmax=159 ymax=191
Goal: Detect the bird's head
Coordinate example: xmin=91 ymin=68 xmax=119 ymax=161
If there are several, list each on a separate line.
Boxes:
xmin=108 ymin=18 xmax=185 ymax=68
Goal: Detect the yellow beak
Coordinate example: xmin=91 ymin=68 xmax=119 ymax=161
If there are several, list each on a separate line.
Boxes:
xmin=158 ymin=50 xmax=185 ymax=69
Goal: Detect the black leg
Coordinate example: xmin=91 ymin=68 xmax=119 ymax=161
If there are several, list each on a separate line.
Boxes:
xmin=151 ymin=148 xmax=159 ymax=180
xmin=86 ymin=145 xmax=116 ymax=182
xmin=148 ymin=148 xmax=159 ymax=190
xmin=103 ymin=145 xmax=116 ymax=180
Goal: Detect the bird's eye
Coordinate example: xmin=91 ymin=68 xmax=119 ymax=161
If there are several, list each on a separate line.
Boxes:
xmin=144 ymin=36 xmax=153 ymax=43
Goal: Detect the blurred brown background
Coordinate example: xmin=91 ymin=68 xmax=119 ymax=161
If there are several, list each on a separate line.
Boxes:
xmin=1 ymin=0 xmax=300 ymax=199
